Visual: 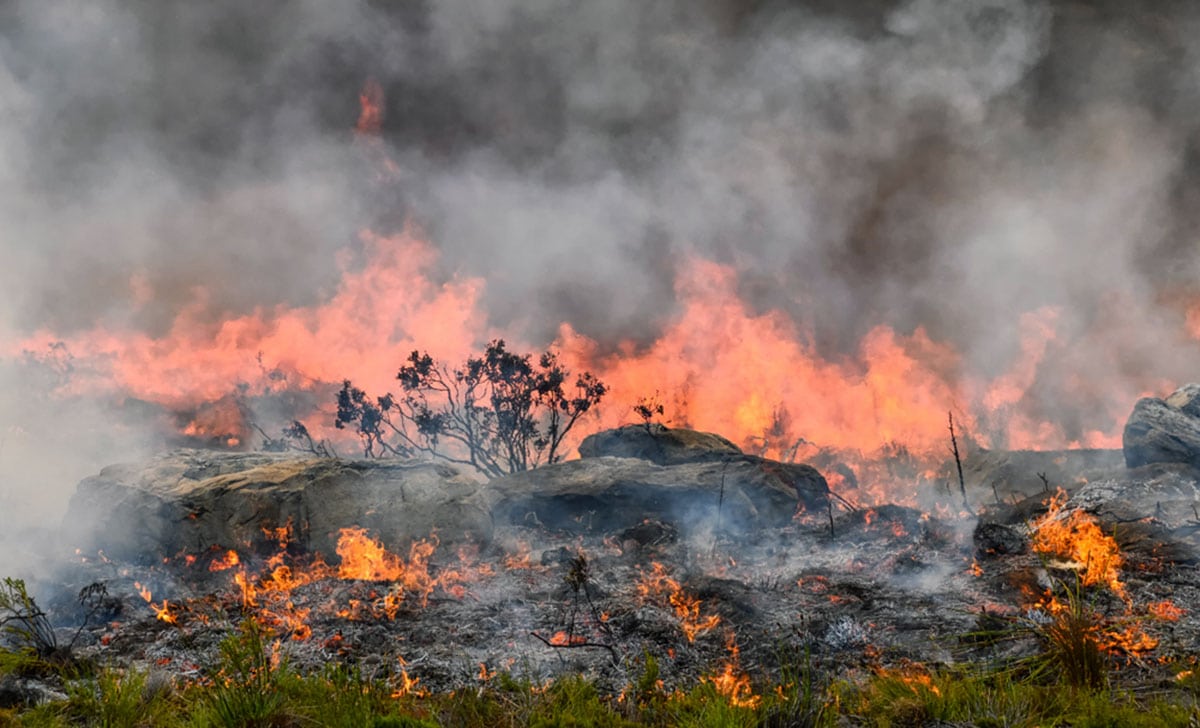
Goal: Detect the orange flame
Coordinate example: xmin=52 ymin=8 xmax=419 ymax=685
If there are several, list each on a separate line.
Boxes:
xmin=11 ymin=215 xmax=1164 ymax=504
xmin=356 ymin=79 xmax=384 ymax=136
xmin=1148 ymin=600 xmax=1186 ymax=622
xmin=1030 ymin=489 xmax=1125 ymax=599
xmin=704 ymin=634 xmax=760 ymax=709
xmin=547 ymin=630 xmax=589 ymax=647
xmin=636 ymin=562 xmax=721 ymax=642
xmin=133 ymin=581 xmax=152 ymax=603
xmin=209 ymin=549 xmax=240 ymax=572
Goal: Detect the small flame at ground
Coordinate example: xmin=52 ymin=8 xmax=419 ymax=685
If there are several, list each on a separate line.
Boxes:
xmin=704 ymin=634 xmax=760 ymax=709
xmin=636 ymin=562 xmax=721 ymax=642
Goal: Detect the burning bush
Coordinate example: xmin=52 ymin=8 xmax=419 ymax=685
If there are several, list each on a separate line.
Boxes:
xmin=336 ymin=340 xmax=606 ymax=477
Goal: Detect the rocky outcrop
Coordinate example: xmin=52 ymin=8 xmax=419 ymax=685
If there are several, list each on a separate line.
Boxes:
xmin=64 ymin=426 xmax=830 ymax=561
xmin=577 ymin=424 xmax=742 ymax=465
xmin=63 ymin=450 xmax=492 ymax=563
xmin=944 ymin=448 xmax=1124 ymax=503
xmin=1124 ymin=384 xmax=1200 ymax=469
xmin=487 ymin=454 xmax=827 ymax=536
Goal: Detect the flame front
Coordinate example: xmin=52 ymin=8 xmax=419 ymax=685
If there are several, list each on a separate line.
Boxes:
xmin=10 ymin=219 xmax=1175 ymax=508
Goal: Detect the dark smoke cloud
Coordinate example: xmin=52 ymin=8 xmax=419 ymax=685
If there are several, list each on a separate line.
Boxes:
xmin=3 ymin=0 xmax=1200 ymax=528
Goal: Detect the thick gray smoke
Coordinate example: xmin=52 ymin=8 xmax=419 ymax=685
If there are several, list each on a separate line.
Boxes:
xmin=3 ymin=0 xmax=1200 ymax=540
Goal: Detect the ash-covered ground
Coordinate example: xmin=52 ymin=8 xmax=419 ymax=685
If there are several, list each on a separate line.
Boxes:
xmin=27 ymin=430 xmax=1200 ymax=699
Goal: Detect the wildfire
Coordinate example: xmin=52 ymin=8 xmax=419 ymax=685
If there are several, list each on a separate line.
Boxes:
xmin=704 ymin=634 xmax=760 ymax=709
xmin=1030 ymin=489 xmax=1126 ymax=599
xmin=547 ymin=630 xmax=589 ymax=647
xmin=208 ymin=549 xmax=240 ymax=572
xmin=10 ymin=219 xmax=1163 ymax=510
xmin=336 ymin=527 xmax=444 ymax=605
xmin=502 ymin=540 xmax=535 ymax=571
xmin=1148 ymin=600 xmax=1186 ymax=622
xmin=391 ymin=658 xmax=426 ymax=698
xmin=636 ymin=562 xmax=721 ymax=642
xmin=132 ymin=582 xmax=177 ymax=624
xmin=875 ymin=662 xmax=942 ymax=698
xmin=356 ymin=78 xmax=384 ymax=136
xmin=223 ymin=525 xmax=471 ymax=639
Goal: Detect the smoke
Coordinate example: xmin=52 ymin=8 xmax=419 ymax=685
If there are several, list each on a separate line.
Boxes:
xmin=3 ymin=0 xmax=1200 ymax=534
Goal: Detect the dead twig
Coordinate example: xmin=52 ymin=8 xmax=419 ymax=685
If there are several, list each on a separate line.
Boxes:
xmin=713 ymin=458 xmax=730 ymax=556
xmin=949 ymin=412 xmax=975 ymax=515
xmin=529 ymin=631 xmax=618 ymax=662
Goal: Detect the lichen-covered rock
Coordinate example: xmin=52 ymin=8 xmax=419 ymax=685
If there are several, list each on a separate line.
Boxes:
xmin=1124 ymin=385 xmax=1200 ymax=469
xmin=63 ymin=450 xmax=491 ymax=563
xmin=577 ymin=425 xmax=742 ymax=465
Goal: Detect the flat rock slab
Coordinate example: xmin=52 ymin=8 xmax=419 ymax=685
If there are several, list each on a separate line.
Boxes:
xmin=63 ymin=450 xmax=492 ymax=563
xmin=487 ymin=455 xmax=827 ymax=536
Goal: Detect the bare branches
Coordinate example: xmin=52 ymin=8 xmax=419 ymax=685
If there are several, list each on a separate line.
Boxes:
xmin=948 ymin=412 xmax=975 ymax=516
xmin=335 ymin=340 xmax=607 ymax=478
xmin=633 ymin=393 xmax=665 ymax=434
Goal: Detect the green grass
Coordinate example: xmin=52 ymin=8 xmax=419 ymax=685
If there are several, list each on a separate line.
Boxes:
xmin=1 ymin=616 xmax=1199 ymax=727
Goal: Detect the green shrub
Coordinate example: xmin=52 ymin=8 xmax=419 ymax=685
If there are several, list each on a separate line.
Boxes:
xmin=64 ymin=667 xmax=174 ymax=728
xmin=194 ymin=619 xmax=289 ymax=728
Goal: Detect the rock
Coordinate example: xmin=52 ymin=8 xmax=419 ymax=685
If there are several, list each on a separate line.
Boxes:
xmin=973 ymin=522 xmax=1028 ymax=558
xmin=63 ymin=450 xmax=492 ymax=563
xmin=577 ymin=425 xmax=742 ymax=465
xmin=940 ymin=448 xmax=1124 ymax=504
xmin=1068 ymin=463 xmax=1200 ymax=563
xmin=0 ymin=675 xmax=67 ymax=709
xmin=488 ymin=455 xmax=827 ymax=536
xmin=1124 ymin=385 xmax=1200 ymax=468
xmin=618 ymin=519 xmax=678 ymax=550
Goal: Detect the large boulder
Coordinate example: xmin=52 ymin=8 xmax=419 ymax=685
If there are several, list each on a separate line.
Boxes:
xmin=1123 ymin=384 xmax=1200 ymax=468
xmin=577 ymin=425 xmax=742 ymax=465
xmin=63 ymin=450 xmax=492 ymax=564
xmin=487 ymin=454 xmax=828 ymax=536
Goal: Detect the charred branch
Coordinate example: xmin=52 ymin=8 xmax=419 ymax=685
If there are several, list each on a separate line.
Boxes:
xmin=948 ymin=412 xmax=974 ymax=515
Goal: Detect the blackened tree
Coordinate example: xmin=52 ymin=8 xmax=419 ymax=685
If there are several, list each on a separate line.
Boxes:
xmin=335 ymin=340 xmax=606 ymax=478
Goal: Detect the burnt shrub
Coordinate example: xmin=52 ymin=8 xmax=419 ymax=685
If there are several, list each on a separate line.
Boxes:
xmin=336 ymin=340 xmax=606 ymax=478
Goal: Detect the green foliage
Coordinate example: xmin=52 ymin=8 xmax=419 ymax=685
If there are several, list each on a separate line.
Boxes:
xmin=1031 ymin=581 xmax=1108 ymax=691
xmin=528 ymin=676 xmax=635 ymax=728
xmin=664 ymin=681 xmax=757 ymax=728
xmin=64 ymin=668 xmax=174 ymax=728
xmin=760 ymin=648 xmax=830 ymax=728
xmin=336 ymin=340 xmax=606 ymax=477
xmin=195 ymin=619 xmax=289 ymax=728
xmin=7 ymin=624 xmax=1200 ymax=728
xmin=368 ymin=716 xmax=439 ymax=728
xmin=0 ymin=579 xmax=56 ymax=659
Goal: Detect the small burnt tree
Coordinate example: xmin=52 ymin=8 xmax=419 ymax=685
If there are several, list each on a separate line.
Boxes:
xmin=336 ymin=340 xmax=606 ymax=478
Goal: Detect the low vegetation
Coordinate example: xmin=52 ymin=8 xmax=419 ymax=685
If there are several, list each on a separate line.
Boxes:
xmin=3 ymin=608 xmax=1200 ymax=727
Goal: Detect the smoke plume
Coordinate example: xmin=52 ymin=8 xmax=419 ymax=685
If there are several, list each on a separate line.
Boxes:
xmin=3 ymin=0 xmax=1200 ymax=539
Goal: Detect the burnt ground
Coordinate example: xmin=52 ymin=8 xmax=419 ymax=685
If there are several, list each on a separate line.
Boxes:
xmin=33 ymin=470 xmax=1200 ymax=699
